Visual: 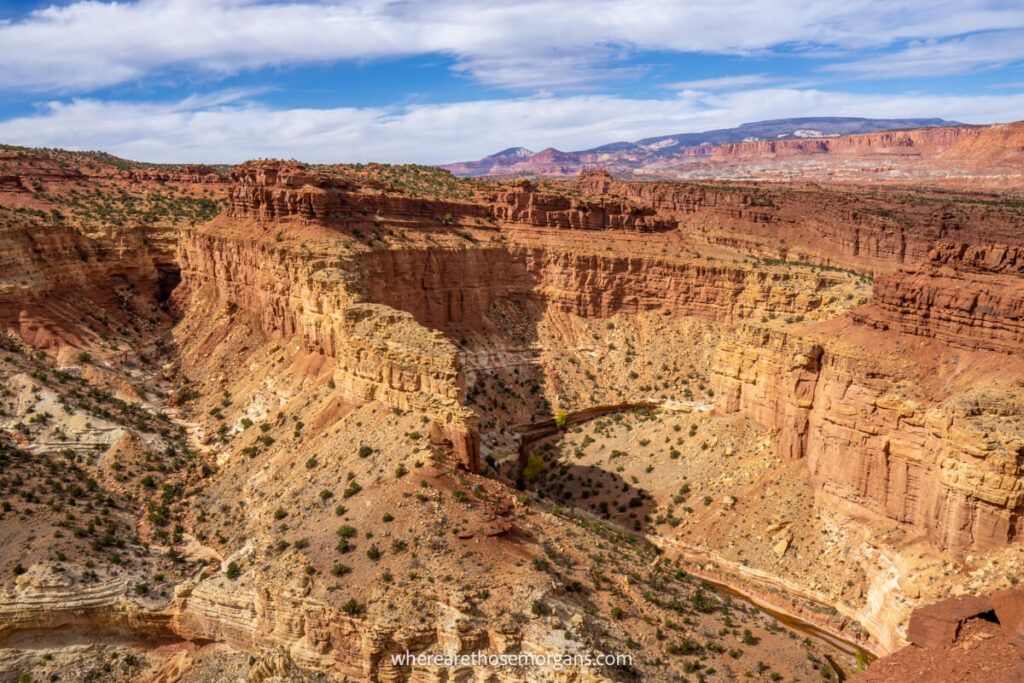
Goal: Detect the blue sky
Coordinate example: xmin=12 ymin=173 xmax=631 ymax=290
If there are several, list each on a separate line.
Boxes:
xmin=0 ymin=0 xmax=1022 ymax=163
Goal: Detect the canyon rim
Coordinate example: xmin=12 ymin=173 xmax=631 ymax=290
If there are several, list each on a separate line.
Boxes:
xmin=2 ymin=1 xmax=1024 ymax=682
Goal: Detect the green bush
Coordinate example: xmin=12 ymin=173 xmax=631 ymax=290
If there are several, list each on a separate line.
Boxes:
xmin=523 ymin=454 xmax=545 ymax=481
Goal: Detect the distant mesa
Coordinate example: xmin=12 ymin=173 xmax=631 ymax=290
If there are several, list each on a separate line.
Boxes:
xmin=438 ymin=116 xmax=1024 ymax=186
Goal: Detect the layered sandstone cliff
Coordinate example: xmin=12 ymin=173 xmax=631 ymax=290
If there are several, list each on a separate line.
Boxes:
xmin=0 ymin=216 xmax=160 ymax=349
xmin=855 ymin=243 xmax=1024 ymax=353
xmin=489 ymin=179 xmax=675 ymax=231
xmin=514 ymin=244 xmax=852 ymax=322
xmin=228 ymin=161 xmax=489 ymax=227
xmin=357 ymin=240 xmax=858 ymax=334
xmin=175 ymin=230 xmax=481 ymax=469
xmin=699 ymin=122 xmax=1024 ymax=174
xmin=0 ymin=565 xmax=605 ymax=682
xmin=574 ymin=170 xmax=1024 ymax=273
xmin=229 ymin=161 xmax=676 ymax=233
xmin=712 ymin=322 xmax=1024 ymax=554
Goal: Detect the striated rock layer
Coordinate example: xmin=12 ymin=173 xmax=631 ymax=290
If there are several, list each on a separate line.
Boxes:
xmin=175 ymin=231 xmax=481 ymax=470
xmin=574 ymin=170 xmax=1024 ymax=274
xmin=0 ymin=217 xmax=160 ymax=349
xmin=711 ymin=321 xmax=1024 ymax=554
xmin=0 ymin=567 xmax=601 ymax=682
xmin=686 ymin=121 xmax=1024 ymax=176
xmin=855 ymin=243 xmax=1024 ymax=353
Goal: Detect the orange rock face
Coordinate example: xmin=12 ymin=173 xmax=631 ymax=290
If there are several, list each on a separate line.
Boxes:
xmin=175 ymin=230 xmax=481 ymax=471
xmin=575 ymin=170 xmax=1024 ymax=274
xmin=702 ymin=123 xmax=1024 ymax=171
xmin=856 ymin=243 xmax=1024 ymax=353
xmin=177 ymin=162 xmax=1024 ymax=554
xmin=0 ymin=216 xmax=160 ymax=349
xmin=228 ymin=161 xmax=491 ymax=226
xmin=712 ymin=318 xmax=1024 ymax=554
xmin=489 ymin=179 xmax=676 ymax=231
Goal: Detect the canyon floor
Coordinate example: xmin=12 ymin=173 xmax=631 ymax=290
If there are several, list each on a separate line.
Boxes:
xmin=0 ymin=145 xmax=1022 ymax=681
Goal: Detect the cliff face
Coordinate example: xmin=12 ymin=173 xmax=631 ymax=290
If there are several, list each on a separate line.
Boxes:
xmin=855 ymin=243 xmax=1024 ymax=353
xmin=0 ymin=217 xmax=160 ymax=349
xmin=229 ymin=161 xmax=676 ymax=232
xmin=703 ymin=122 xmax=1024 ymax=173
xmin=574 ymin=171 xmax=1024 ymax=274
xmin=489 ymin=179 xmax=676 ymax=231
xmin=713 ymin=245 xmax=1024 ymax=556
xmin=712 ymin=323 xmax=1024 ymax=554
xmin=514 ymin=246 xmax=850 ymax=321
xmin=175 ymin=230 xmax=480 ymax=469
xmin=357 ymin=241 xmax=854 ymax=334
xmin=227 ymin=161 xmax=489 ymax=227
xmin=706 ymin=126 xmax=962 ymax=161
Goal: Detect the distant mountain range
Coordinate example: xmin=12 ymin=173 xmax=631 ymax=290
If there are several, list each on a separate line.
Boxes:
xmin=441 ymin=117 xmax=962 ymax=177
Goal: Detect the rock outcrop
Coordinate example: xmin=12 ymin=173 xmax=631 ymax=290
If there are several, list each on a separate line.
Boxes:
xmin=490 ymin=179 xmax=676 ymax=231
xmin=227 ymin=161 xmax=489 ymax=227
xmin=575 ymin=171 xmax=1024 ymax=274
xmin=127 ymin=164 xmax=226 ymax=185
xmin=0 ymin=217 xmax=160 ymax=350
xmin=170 ymin=576 xmax=606 ymax=682
xmin=906 ymin=594 xmax=994 ymax=649
xmin=862 ymin=587 xmax=1024 ymax=682
xmin=175 ymin=231 xmax=481 ymax=470
xmin=855 ymin=243 xmax=1024 ymax=353
xmin=712 ymin=322 xmax=1024 ymax=554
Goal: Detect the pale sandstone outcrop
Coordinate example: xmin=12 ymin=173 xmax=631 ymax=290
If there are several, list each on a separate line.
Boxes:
xmin=173 ymin=576 xmax=607 ymax=682
xmin=175 ymin=231 xmax=480 ymax=470
xmin=0 ymin=566 xmax=607 ymax=681
xmin=0 ymin=567 xmax=131 ymax=634
xmin=712 ymin=323 xmax=1024 ymax=554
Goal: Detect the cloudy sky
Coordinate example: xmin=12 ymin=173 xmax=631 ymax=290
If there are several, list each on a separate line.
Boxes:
xmin=0 ymin=0 xmax=1022 ymax=163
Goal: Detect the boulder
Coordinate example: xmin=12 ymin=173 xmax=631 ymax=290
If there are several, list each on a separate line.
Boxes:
xmin=906 ymin=594 xmax=994 ymax=649
xmin=991 ymin=586 xmax=1024 ymax=640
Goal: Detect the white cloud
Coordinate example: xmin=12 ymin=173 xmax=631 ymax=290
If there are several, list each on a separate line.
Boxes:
xmin=829 ymin=30 xmax=1024 ymax=77
xmin=1 ymin=88 xmax=1021 ymax=164
xmin=1 ymin=0 xmax=1023 ymax=92
xmin=665 ymin=75 xmax=783 ymax=91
